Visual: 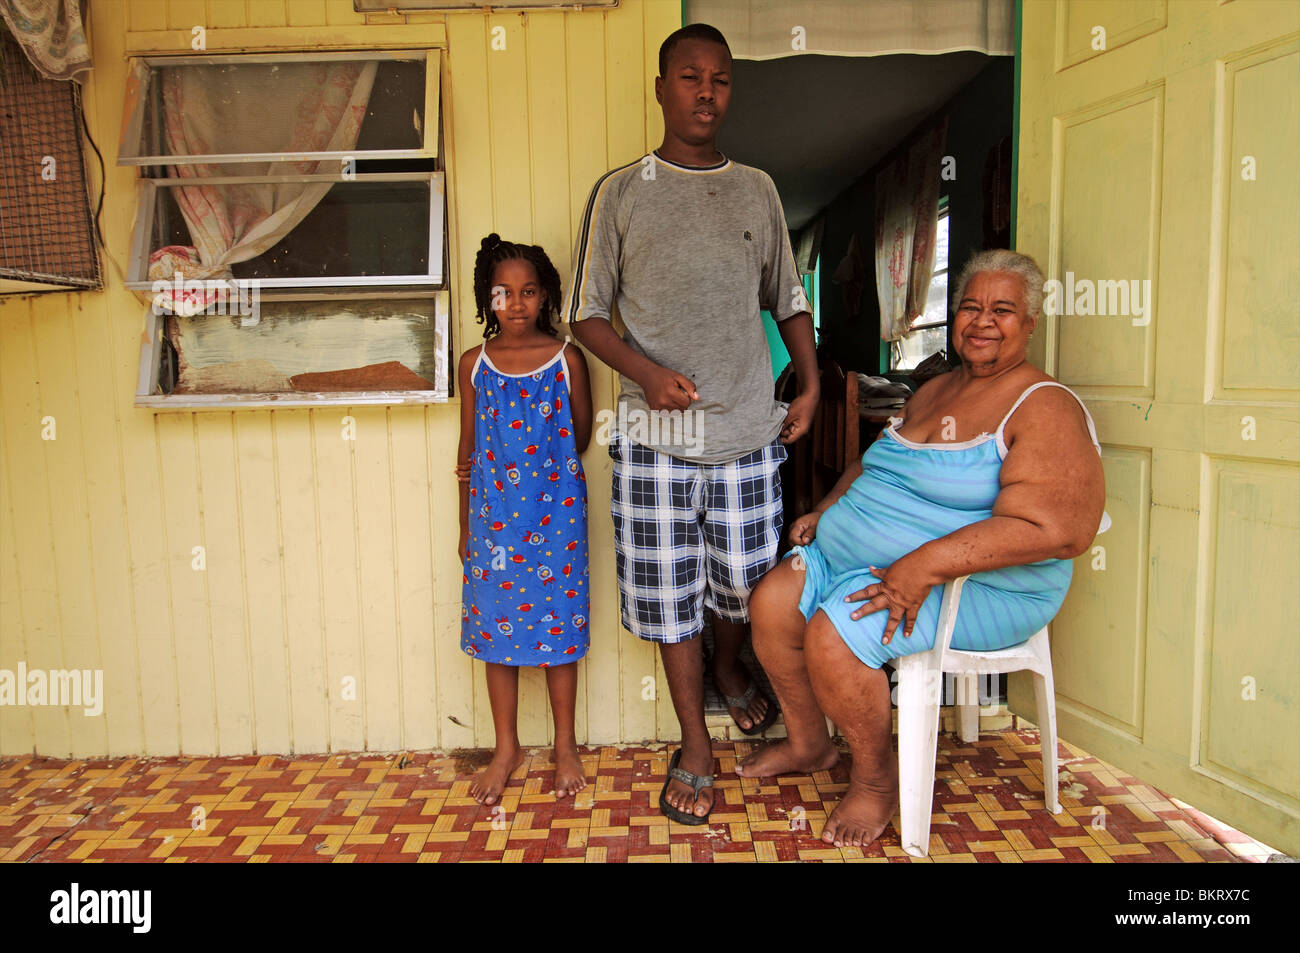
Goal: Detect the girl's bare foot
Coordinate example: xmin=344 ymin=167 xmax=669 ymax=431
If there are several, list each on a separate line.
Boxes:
xmin=553 ymin=741 xmax=587 ymax=798
xmin=735 ymin=739 xmax=839 ymax=778
xmin=470 ymin=746 xmax=525 ymax=805
xmin=821 ymin=765 xmax=899 ymax=848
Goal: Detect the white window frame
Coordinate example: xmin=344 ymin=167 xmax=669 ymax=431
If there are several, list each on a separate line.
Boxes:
xmin=122 ymin=49 xmax=452 ymax=409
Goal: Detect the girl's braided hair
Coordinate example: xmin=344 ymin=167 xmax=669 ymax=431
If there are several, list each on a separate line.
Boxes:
xmin=472 ymin=233 xmax=563 ymax=339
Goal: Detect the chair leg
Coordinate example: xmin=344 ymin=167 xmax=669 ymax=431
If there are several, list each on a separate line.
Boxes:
xmin=955 ymin=670 xmax=980 ymax=743
xmin=897 ymin=655 xmax=942 ymax=858
xmin=1032 ymin=667 xmax=1061 ymax=815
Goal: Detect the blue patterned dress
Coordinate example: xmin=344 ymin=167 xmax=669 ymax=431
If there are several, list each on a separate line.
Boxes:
xmin=461 ymin=341 xmax=589 ymax=666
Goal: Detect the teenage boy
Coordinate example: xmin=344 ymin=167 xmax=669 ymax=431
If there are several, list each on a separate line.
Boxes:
xmin=563 ymin=23 xmax=820 ymax=823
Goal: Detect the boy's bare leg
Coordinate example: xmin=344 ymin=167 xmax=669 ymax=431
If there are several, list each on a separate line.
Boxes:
xmin=659 ymin=636 xmax=714 ymax=818
xmin=736 ymin=561 xmax=839 ymax=777
xmin=710 ymin=614 xmax=770 ymax=731
xmin=471 ymin=662 xmax=525 ymax=806
xmin=545 ymin=662 xmax=587 ymax=798
xmin=804 ymin=610 xmax=897 ymax=847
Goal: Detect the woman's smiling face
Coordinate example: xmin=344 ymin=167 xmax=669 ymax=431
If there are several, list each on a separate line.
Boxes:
xmin=951 ymin=270 xmax=1037 ymax=374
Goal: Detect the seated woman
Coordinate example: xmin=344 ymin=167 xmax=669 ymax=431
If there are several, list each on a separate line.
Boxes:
xmin=737 ymin=249 xmax=1106 ymax=848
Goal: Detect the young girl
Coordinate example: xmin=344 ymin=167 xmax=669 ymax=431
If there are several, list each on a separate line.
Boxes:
xmin=457 ymin=233 xmax=593 ymax=806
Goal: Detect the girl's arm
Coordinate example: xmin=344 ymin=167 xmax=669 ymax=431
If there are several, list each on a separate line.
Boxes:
xmin=563 ymin=344 xmax=594 ymax=454
xmin=456 ymin=347 xmax=480 ymax=559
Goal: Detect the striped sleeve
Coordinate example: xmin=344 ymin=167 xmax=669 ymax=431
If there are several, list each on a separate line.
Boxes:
xmin=562 ymin=162 xmax=634 ymax=325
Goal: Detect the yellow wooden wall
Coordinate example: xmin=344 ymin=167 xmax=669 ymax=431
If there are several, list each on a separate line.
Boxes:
xmin=0 ymin=0 xmax=682 ymax=757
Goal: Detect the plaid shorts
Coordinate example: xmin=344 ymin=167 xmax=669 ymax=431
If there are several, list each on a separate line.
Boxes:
xmin=608 ymin=431 xmax=787 ymax=643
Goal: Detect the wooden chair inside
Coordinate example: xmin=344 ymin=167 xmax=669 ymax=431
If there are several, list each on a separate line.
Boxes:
xmin=811 ymin=361 xmax=859 ymax=504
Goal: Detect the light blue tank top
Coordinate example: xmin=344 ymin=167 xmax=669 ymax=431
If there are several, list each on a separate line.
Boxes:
xmin=814 ymin=381 xmax=1102 ymax=599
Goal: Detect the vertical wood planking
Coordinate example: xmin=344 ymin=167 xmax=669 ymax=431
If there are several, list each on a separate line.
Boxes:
xmin=285 ymin=0 xmax=328 ymax=29
xmin=94 ymin=0 xmax=184 ymax=758
xmin=129 ymin=0 xmax=169 ymax=33
xmin=487 ymin=13 xmax=535 ymax=244
xmin=193 ymin=414 xmax=254 ymax=753
xmin=428 ymin=404 xmax=473 ymax=748
xmin=311 ymin=407 xmax=363 ymax=751
xmin=246 ymin=0 xmax=289 ymax=29
xmin=0 ymin=301 xmax=45 ymax=753
xmin=233 ymin=412 xmax=292 ymax=753
xmin=206 ymin=0 xmax=247 ymax=30
xmin=389 ymin=407 xmax=437 ymax=749
xmin=155 ymin=413 xmax=216 ymax=754
xmin=66 ymin=295 xmax=145 ymax=757
xmin=1 ymin=305 xmax=70 ymax=756
xmin=29 ymin=299 xmax=106 ymax=757
xmin=168 ymin=0 xmax=208 ymax=33
xmin=351 ymin=405 xmax=402 ymax=751
xmin=272 ymin=410 xmax=328 ymax=753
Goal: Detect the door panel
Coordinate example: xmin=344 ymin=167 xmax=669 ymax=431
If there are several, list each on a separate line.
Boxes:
xmin=1014 ymin=0 xmax=1300 ymax=854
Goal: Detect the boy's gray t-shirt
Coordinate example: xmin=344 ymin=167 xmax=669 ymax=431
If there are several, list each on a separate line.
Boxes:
xmin=562 ymin=152 xmax=807 ymax=465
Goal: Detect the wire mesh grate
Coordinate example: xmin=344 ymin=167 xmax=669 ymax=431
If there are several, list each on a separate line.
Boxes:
xmin=0 ymin=22 xmax=103 ymax=291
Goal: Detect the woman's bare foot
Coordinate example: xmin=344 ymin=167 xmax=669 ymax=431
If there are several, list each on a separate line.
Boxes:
xmin=553 ymin=741 xmax=587 ymax=798
xmin=736 ymin=739 xmax=839 ymax=778
xmin=711 ymin=659 xmax=770 ymax=732
xmin=470 ymin=746 xmax=525 ymax=805
xmin=821 ymin=766 xmax=899 ymax=848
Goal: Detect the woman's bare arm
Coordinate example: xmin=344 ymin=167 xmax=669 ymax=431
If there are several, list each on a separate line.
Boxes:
xmin=910 ymin=386 xmax=1105 ymax=578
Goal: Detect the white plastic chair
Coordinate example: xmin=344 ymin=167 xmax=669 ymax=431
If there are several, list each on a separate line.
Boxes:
xmin=895 ymin=575 xmax=1061 ymax=858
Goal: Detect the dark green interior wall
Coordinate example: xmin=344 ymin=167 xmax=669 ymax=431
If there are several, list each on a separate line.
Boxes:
xmin=813 ymin=57 xmax=1014 ymax=376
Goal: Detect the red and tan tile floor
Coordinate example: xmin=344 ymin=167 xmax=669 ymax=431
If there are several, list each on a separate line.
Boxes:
xmin=0 ymin=730 xmax=1277 ymax=863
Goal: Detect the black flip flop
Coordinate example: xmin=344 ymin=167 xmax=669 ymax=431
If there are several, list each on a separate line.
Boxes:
xmin=659 ymin=748 xmax=714 ymax=826
xmin=724 ymin=680 xmax=779 ymax=736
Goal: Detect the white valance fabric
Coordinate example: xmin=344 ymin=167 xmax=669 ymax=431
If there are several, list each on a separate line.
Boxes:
xmin=684 ymin=0 xmax=1014 ymax=59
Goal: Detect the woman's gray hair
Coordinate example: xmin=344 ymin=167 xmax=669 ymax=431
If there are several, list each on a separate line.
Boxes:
xmin=950 ymin=249 xmax=1045 ymax=319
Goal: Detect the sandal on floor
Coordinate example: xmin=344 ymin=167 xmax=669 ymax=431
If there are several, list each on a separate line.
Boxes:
xmin=659 ymin=748 xmax=714 ymax=826
xmin=724 ymin=680 xmax=779 ymax=736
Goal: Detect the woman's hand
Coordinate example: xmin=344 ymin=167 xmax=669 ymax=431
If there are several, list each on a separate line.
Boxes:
xmin=454 ymin=461 xmax=471 ymax=483
xmin=844 ymin=549 xmax=942 ymax=645
xmin=458 ymin=529 xmax=469 ymax=564
xmin=788 ymin=510 xmax=821 ymax=546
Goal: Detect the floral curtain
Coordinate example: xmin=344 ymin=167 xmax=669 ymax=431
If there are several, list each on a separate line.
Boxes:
xmin=874 ymin=117 xmax=949 ymax=342
xmin=148 ymin=60 xmax=377 ymax=310
xmin=0 ymin=0 xmax=91 ymax=82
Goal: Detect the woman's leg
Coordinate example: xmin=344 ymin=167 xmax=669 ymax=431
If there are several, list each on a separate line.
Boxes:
xmin=470 ymin=662 xmax=524 ymax=806
xmin=545 ymin=662 xmax=587 ymax=798
xmin=736 ymin=560 xmax=840 ymax=777
xmin=804 ymin=610 xmax=898 ymax=847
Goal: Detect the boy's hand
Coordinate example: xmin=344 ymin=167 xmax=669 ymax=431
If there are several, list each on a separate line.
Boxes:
xmin=780 ymin=389 xmax=819 ymax=443
xmin=788 ymin=511 xmax=821 ymax=546
xmin=454 ymin=461 xmax=471 ymax=483
xmin=642 ymin=364 xmax=698 ymax=411
xmin=458 ymin=529 xmax=469 ymax=563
